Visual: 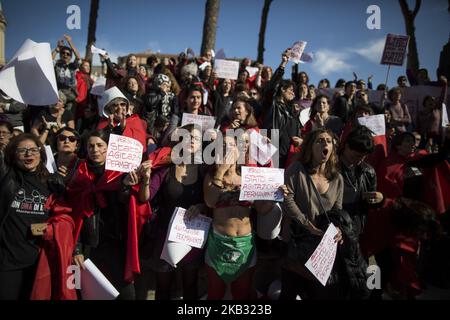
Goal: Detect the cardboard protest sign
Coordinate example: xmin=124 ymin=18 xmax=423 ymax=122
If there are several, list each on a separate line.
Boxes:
xmin=380 ymin=34 xmax=409 ymax=66
xmin=81 ymin=259 xmax=120 ymax=300
xmin=181 ymin=113 xmax=216 ymax=131
xmin=0 ymin=39 xmax=59 ymax=105
xmin=239 ymin=166 xmax=284 ymax=202
xmin=289 ymin=41 xmax=307 ymax=64
xmin=305 ymin=223 xmax=338 ymax=286
xmin=167 ymin=207 xmax=212 ymax=249
xmin=214 ymin=59 xmax=240 ymax=80
xmin=105 ymin=134 xmax=143 ymax=173
xmin=249 ymin=130 xmax=277 ymax=165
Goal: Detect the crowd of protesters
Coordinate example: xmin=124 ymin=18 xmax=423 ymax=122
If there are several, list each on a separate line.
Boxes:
xmin=0 ymin=36 xmax=449 ymax=301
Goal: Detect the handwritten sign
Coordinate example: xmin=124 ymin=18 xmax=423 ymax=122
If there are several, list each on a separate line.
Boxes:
xmin=239 ymin=166 xmax=284 ymax=202
xmin=357 ymin=114 xmax=386 ymax=136
xmin=290 ymin=41 xmax=307 ymax=64
xmin=380 ymin=34 xmax=409 ymax=66
xmin=167 ymin=207 xmax=212 ymax=249
xmin=181 ymin=113 xmax=216 ymax=131
xmin=105 ymin=134 xmax=143 ymax=173
xmin=214 ymin=59 xmax=240 ymax=80
xmin=305 ymin=223 xmax=338 ymax=286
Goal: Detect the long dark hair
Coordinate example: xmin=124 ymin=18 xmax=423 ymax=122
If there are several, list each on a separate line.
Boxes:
xmin=310 ymin=94 xmax=330 ymax=119
xmin=299 ymin=129 xmax=339 ymax=180
xmin=5 ymin=133 xmax=49 ymax=181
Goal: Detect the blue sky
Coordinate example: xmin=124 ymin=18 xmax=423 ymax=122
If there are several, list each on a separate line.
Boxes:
xmin=2 ymin=0 xmax=449 ymax=87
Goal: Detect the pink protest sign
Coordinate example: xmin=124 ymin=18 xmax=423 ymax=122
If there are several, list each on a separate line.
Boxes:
xmin=105 ymin=134 xmax=143 ymax=173
xmin=380 ymin=34 xmax=410 ymax=66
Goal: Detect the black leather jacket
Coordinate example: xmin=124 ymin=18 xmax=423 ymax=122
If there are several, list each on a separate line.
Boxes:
xmin=340 ymin=161 xmax=377 ymax=236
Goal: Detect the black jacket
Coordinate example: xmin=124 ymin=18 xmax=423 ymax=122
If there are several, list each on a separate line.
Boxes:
xmin=262 ymin=67 xmax=301 ymax=167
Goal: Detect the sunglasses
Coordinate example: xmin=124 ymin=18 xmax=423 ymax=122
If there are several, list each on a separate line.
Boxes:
xmin=61 ymin=51 xmax=72 ymax=57
xmin=58 ymin=135 xmax=79 ymax=143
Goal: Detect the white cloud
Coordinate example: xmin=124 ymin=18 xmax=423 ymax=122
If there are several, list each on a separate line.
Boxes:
xmin=312 ymin=49 xmax=353 ymax=75
xmin=352 ymin=38 xmax=385 ymax=64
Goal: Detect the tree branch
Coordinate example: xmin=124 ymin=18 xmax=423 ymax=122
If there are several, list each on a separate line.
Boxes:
xmin=412 ymin=0 xmax=421 ymax=19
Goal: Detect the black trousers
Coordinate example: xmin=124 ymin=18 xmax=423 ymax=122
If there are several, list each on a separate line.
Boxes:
xmin=279 ymin=267 xmax=343 ymax=300
xmin=0 ymin=264 xmax=37 ymax=300
xmin=88 ymin=241 xmax=136 ymax=300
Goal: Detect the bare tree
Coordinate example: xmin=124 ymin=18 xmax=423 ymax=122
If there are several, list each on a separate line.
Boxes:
xmin=200 ymin=0 xmax=220 ymax=57
xmin=399 ymin=0 xmax=421 ymax=78
xmin=84 ymin=0 xmax=100 ymax=65
xmin=257 ymin=0 xmax=273 ymax=64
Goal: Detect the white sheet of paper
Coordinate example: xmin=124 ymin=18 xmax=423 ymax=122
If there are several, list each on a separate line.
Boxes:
xmin=90 ymin=76 xmax=106 ymax=97
xmin=181 ymin=113 xmax=216 ymax=132
xmin=91 ymin=45 xmax=107 ymax=56
xmin=167 ymin=207 xmax=212 ymax=249
xmin=214 ymin=59 xmax=240 ymax=80
xmin=305 ymin=223 xmax=338 ymax=286
xmin=105 ymin=134 xmax=143 ymax=173
xmin=246 ymin=66 xmax=259 ymax=78
xmin=44 ymin=145 xmax=57 ymax=174
xmin=300 ymin=107 xmax=311 ymax=126
xmin=299 ymin=52 xmax=314 ymax=64
xmin=357 ymin=114 xmax=386 ymax=136
xmin=80 ymin=259 xmax=120 ymax=300
xmin=442 ymin=103 xmax=449 ymax=128
xmin=160 ymin=207 xmax=192 ymax=267
xmin=290 ymin=41 xmax=308 ymax=64
xmin=239 ymin=166 xmax=284 ymax=202
xmin=0 ymin=39 xmax=58 ymax=105
xmin=249 ymin=130 xmax=277 ymax=165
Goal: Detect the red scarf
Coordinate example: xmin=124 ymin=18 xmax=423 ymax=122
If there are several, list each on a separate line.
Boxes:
xmin=46 ymin=160 xmax=151 ymax=283
xmin=30 ymin=214 xmax=77 ymax=300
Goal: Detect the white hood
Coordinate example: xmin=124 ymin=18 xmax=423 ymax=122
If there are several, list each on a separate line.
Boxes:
xmin=98 ymin=86 xmax=129 ymax=118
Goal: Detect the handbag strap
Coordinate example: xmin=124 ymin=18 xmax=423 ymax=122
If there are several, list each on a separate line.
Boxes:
xmin=307 ymin=174 xmax=331 ymax=225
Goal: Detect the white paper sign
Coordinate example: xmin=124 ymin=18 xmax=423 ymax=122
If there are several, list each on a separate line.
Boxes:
xmin=90 ymin=76 xmax=106 ymax=97
xmin=44 ymin=145 xmax=57 ymax=174
xmin=357 ymin=114 xmax=386 ymax=136
xmin=214 ymin=59 xmax=240 ymax=80
xmin=80 ymin=259 xmax=120 ymax=300
xmin=249 ymin=130 xmax=277 ymax=165
xmin=290 ymin=41 xmax=308 ymax=64
xmin=239 ymin=166 xmax=284 ymax=202
xmin=105 ymin=134 xmax=143 ymax=173
xmin=167 ymin=207 xmax=212 ymax=249
xmin=305 ymin=223 xmax=338 ymax=286
xmin=442 ymin=103 xmax=449 ymax=128
xmin=91 ymin=45 xmax=107 ymax=56
xmin=181 ymin=113 xmax=216 ymax=131
xmin=0 ymin=39 xmax=59 ymax=105
xmin=300 ymin=107 xmax=311 ymax=126
xmin=246 ymin=66 xmax=259 ymax=78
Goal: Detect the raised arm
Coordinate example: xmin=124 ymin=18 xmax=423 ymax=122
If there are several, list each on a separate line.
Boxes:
xmin=64 ymin=34 xmax=81 ymax=62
